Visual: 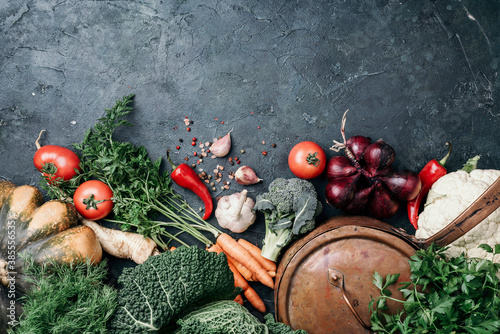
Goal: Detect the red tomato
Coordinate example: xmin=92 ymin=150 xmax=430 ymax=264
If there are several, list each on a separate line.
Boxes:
xmin=33 ymin=145 xmax=81 ymax=182
xmin=73 ymin=180 xmax=114 ymax=220
xmin=288 ymin=141 xmax=327 ymax=179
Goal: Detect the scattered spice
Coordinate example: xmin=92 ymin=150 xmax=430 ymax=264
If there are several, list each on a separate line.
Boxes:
xmin=176 ymin=146 xmax=180 ymax=150
xmin=191 ymin=141 xmax=196 ymax=146
xmin=262 ymin=141 xmax=266 ymax=145
xmin=186 ymin=127 xmax=191 ymax=132
xmin=262 ymin=151 xmax=267 ymax=156
xmin=271 ymin=143 xmax=276 ymax=148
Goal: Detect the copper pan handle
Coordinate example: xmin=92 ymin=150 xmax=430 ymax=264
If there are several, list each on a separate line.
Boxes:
xmin=419 ymin=176 xmax=500 ymax=249
xmin=328 ymin=268 xmax=370 ymax=330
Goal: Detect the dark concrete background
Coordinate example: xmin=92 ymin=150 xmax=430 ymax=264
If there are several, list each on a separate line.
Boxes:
xmin=1 ymin=0 xmax=499 ymax=323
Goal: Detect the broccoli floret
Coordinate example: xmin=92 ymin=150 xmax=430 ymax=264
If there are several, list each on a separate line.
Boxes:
xmin=107 ymin=246 xmax=239 ymax=334
xmin=254 ymin=178 xmax=322 ymax=262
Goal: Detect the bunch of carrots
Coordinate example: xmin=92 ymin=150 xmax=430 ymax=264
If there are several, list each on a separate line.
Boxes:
xmin=207 ymin=236 xmax=275 ymax=312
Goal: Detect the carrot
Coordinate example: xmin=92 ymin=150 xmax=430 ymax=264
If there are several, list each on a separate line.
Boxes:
xmin=80 ymin=218 xmax=158 ymax=264
xmin=243 ymin=286 xmax=266 ymax=313
xmin=226 ymin=258 xmax=266 ymax=312
xmin=207 ymin=243 xmax=266 ymax=312
xmin=227 ymin=255 xmax=253 ymax=281
xmin=216 ymin=233 xmax=275 ymax=289
xmin=234 ymin=294 xmax=244 ymax=305
xmin=207 ymin=243 xmax=252 ymax=280
xmin=237 ymin=238 xmax=277 ymax=272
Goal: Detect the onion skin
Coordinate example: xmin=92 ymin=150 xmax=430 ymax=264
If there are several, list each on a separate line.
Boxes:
xmin=346 ymin=136 xmax=371 ymax=162
xmin=325 ymin=174 xmax=359 ymax=208
xmin=363 ymin=141 xmax=395 ymax=177
xmin=380 ymin=171 xmax=422 ymax=201
xmin=344 ymin=185 xmax=373 ymax=213
xmin=369 ymin=184 xmax=400 ymax=218
xmin=326 ymin=156 xmax=358 ymax=180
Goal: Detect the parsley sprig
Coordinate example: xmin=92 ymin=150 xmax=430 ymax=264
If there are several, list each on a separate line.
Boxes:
xmin=44 ymin=95 xmax=218 ymax=249
xmin=370 ymin=244 xmax=500 ymax=333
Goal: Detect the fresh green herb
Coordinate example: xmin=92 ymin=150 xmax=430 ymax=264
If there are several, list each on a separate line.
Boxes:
xmin=44 ymin=95 xmax=218 ymax=249
xmin=10 ymin=257 xmax=117 ymax=334
xmin=369 ymin=244 xmax=500 ymax=333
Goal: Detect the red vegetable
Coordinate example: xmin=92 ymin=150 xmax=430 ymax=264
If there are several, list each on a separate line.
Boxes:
xmin=33 ymin=130 xmax=81 ymax=182
xmin=73 ymin=180 xmax=114 ymax=220
xmin=407 ymin=142 xmax=452 ymax=229
xmin=326 ymin=110 xmax=422 ymax=219
xmin=167 ymin=150 xmax=213 ymax=220
xmin=288 ymin=141 xmax=327 ymax=179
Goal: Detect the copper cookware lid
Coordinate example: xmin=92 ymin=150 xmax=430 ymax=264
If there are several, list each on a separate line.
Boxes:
xmin=275 ymin=216 xmax=417 ymax=334
xmin=275 ymin=177 xmax=500 ymax=334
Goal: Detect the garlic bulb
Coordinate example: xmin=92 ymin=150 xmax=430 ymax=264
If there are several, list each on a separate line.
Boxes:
xmin=210 ymin=131 xmax=232 ymax=157
xmin=235 ymin=166 xmax=262 ymax=185
xmin=215 ymin=189 xmax=256 ymax=233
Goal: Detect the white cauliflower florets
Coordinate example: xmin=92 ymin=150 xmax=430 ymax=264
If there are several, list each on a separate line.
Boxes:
xmin=416 ymin=169 xmax=500 ymax=260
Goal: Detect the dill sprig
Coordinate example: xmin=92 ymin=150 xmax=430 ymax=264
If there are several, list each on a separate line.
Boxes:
xmin=11 ymin=257 xmax=117 ymax=334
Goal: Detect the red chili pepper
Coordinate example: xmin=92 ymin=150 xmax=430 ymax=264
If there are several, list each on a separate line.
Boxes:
xmin=407 ymin=142 xmax=452 ymax=230
xmin=167 ymin=150 xmax=213 ymax=220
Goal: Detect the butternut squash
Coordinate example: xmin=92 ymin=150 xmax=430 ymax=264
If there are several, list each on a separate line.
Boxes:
xmin=0 ymin=180 xmax=102 ymax=331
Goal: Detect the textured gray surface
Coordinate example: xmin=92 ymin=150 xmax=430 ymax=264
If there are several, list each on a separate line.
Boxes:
xmin=1 ymin=0 xmax=499 ymax=325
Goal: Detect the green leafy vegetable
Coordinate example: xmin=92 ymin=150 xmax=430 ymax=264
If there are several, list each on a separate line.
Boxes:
xmin=174 ymin=300 xmax=308 ymax=334
xmin=107 ymin=246 xmax=239 ymax=334
xmin=370 ymin=244 xmax=500 ymax=333
xmin=263 ymin=314 xmax=309 ymax=334
xmin=175 ymin=300 xmax=268 ymax=334
xmin=253 ymin=178 xmax=322 ymax=262
xmin=11 ymin=258 xmax=117 ymax=334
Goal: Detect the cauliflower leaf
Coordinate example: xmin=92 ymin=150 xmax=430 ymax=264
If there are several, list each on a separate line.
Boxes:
xmin=416 ymin=168 xmax=500 ymax=261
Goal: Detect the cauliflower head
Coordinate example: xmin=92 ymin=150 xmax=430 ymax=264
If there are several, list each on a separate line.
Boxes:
xmin=415 ymin=169 xmax=500 ymax=260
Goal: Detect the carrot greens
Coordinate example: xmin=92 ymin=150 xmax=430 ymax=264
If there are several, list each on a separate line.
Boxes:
xmin=44 ymin=94 xmax=219 ymax=249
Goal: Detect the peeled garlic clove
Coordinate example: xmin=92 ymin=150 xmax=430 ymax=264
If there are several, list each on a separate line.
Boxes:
xmin=235 ymin=166 xmax=262 ymax=185
xmin=210 ymin=131 xmax=232 ymax=157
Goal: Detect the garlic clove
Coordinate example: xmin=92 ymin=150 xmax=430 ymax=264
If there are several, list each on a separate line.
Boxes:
xmin=210 ymin=131 xmax=232 ymax=157
xmin=235 ymin=166 xmax=262 ymax=185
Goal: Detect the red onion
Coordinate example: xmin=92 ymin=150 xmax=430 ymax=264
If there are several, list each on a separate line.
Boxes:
xmin=326 ymin=110 xmax=421 ymax=219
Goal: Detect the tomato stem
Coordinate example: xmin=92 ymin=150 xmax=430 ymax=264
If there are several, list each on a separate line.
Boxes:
xmin=83 ymin=194 xmax=108 ymax=210
xmin=306 ymin=152 xmax=321 ymax=167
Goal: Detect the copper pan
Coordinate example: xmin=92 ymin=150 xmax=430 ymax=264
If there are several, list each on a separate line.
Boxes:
xmin=275 ymin=177 xmax=500 ymax=334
